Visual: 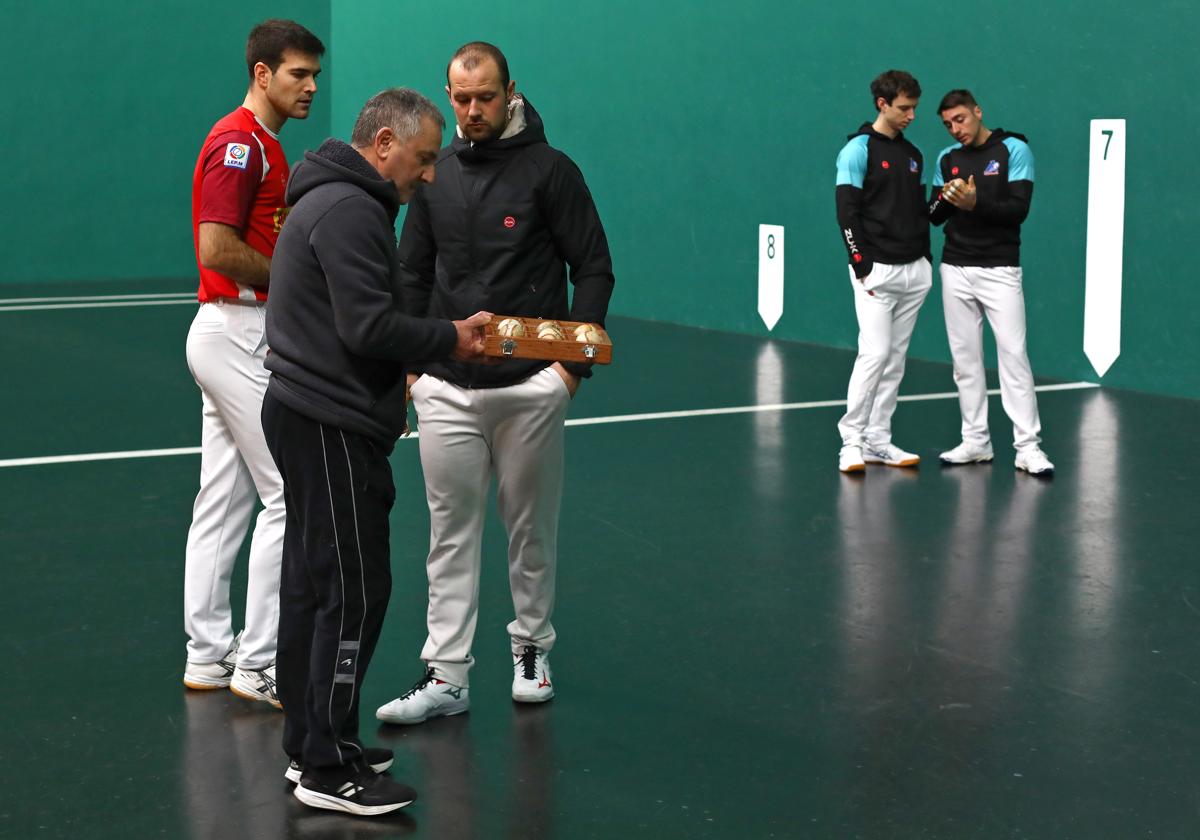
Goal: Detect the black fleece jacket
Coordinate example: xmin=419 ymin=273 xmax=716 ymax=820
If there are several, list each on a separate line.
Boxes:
xmin=929 ymin=129 xmax=1034 ymax=267
xmin=835 ymin=123 xmax=930 ymax=278
xmin=264 ymin=138 xmax=457 ymax=448
xmin=399 ymin=98 xmax=615 ymax=387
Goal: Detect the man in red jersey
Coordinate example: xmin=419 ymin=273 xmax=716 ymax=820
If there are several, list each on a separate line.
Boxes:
xmin=182 ymin=19 xmax=324 ymax=708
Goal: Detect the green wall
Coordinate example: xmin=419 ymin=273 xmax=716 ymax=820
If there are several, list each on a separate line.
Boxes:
xmin=3 ymin=1 xmax=1197 ymax=399
xmin=0 ymin=0 xmax=330 ymax=286
xmin=331 ymin=0 xmax=1199 ymax=399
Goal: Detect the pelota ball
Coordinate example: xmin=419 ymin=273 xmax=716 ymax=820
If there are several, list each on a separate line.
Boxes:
xmin=496 ymin=318 xmax=526 ymax=337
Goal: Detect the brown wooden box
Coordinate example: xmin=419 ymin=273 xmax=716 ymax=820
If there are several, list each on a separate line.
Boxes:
xmin=482 ymin=316 xmax=613 ymax=365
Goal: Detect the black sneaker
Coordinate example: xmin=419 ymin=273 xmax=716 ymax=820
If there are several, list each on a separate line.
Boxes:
xmin=293 ymin=767 xmax=416 ymax=816
xmin=284 ymin=747 xmax=394 ymax=784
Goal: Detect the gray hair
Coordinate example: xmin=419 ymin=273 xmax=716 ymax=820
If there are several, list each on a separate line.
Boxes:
xmin=350 ymin=87 xmax=445 ymax=147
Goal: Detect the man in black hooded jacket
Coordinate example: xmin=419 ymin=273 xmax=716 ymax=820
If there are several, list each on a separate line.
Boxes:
xmin=376 ymin=43 xmax=614 ymax=725
xmin=261 ymin=87 xmax=490 ymax=817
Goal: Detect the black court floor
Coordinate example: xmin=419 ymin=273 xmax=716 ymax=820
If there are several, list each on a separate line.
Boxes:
xmin=1 ymin=284 xmax=1198 ymax=839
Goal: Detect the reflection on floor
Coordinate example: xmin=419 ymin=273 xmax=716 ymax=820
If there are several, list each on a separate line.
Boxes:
xmin=2 ymin=316 xmax=1198 ymax=838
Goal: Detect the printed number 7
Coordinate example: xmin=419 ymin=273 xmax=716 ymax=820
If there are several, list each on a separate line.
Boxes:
xmin=1101 ymin=129 xmax=1113 ymax=160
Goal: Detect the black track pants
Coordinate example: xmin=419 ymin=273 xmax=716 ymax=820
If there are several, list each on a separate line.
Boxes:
xmin=262 ymin=390 xmax=395 ymax=772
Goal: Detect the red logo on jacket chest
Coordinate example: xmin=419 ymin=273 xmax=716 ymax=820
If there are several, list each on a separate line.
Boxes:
xmin=881 ymin=161 xmax=890 ymax=169
xmin=503 ymin=216 xmax=516 ymax=229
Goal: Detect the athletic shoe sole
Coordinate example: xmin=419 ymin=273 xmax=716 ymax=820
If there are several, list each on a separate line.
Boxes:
xmin=182 ymin=675 xmax=232 ymax=690
xmin=376 ymin=703 xmax=469 ymax=725
xmin=863 ymin=455 xmax=920 ymax=467
xmin=939 ymin=454 xmax=994 ymax=465
xmin=512 ymin=689 xmax=555 ymax=704
xmin=1015 ymin=465 xmax=1054 ymax=476
xmin=839 ymin=464 xmax=865 ymax=474
xmin=293 ymin=784 xmax=413 ymax=816
xmin=230 ymin=682 xmax=283 ymax=709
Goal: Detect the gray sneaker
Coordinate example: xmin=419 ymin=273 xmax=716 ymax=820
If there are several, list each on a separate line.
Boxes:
xmin=376 ymin=669 xmax=469 ymax=724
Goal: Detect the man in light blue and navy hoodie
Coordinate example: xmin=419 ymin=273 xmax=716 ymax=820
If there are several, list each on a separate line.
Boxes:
xmin=929 ymin=88 xmax=1054 ymax=476
xmin=834 ymin=69 xmax=932 ymax=474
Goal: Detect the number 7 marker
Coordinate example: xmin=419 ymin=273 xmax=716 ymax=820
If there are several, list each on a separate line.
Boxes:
xmin=1084 ymin=119 xmax=1126 ymax=377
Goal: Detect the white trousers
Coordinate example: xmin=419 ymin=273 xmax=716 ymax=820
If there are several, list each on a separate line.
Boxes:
xmin=940 ymin=264 xmax=1042 ymax=451
xmin=838 ymin=258 xmax=932 ymax=447
xmin=183 ymin=302 xmax=285 ymax=669
xmin=411 ymin=368 xmax=571 ymax=687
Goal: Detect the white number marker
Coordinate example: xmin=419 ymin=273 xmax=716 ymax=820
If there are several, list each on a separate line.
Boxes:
xmin=758 ymin=224 xmax=784 ymax=331
xmin=1083 ymin=119 xmax=1126 ymax=377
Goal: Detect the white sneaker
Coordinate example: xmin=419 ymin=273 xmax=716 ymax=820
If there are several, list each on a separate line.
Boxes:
xmin=183 ymin=634 xmax=239 ymax=689
xmin=376 ymin=669 xmax=469 ymax=724
xmin=1015 ymin=447 xmax=1054 ymax=475
xmin=939 ymin=440 xmax=995 ymax=465
xmin=231 ymin=662 xmax=282 ymax=709
xmin=863 ymin=442 xmax=920 ymax=467
xmin=838 ymin=444 xmax=865 ymax=474
xmin=512 ymin=645 xmax=554 ymax=703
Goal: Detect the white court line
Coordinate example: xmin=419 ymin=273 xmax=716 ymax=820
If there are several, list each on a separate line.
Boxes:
xmin=0 ymin=300 xmax=197 ymax=313
xmin=0 ymin=381 xmax=1099 ymax=470
xmin=0 ymin=292 xmax=193 ymax=305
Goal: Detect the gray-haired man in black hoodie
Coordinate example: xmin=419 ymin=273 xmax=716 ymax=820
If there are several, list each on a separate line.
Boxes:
xmin=261 ymin=87 xmax=491 ymax=817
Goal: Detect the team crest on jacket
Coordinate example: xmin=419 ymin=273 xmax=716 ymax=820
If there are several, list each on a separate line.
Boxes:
xmin=503 ymin=216 xmax=516 ymax=229
xmin=909 ymin=158 xmax=918 ymax=173
xmin=984 ymin=160 xmax=1001 ymax=176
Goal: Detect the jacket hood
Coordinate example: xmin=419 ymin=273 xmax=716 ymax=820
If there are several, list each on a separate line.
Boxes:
xmin=849 ymin=122 xmax=908 ymax=143
xmin=978 ymin=128 xmax=1028 ymax=147
xmin=450 ymin=96 xmax=548 ymax=161
xmin=286 ymin=138 xmax=402 ymax=221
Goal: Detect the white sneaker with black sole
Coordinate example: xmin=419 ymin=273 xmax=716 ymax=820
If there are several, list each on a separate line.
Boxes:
xmin=230 ymin=662 xmax=281 ymax=709
xmin=863 ymin=442 xmax=920 ymax=467
xmin=512 ymin=645 xmax=554 ymax=703
xmin=376 ymin=669 xmax=469 ymax=724
xmin=293 ymin=767 xmax=416 ymax=816
xmin=183 ymin=633 xmax=240 ymax=690
xmin=285 ymin=747 xmax=394 ymax=784
xmin=1015 ymin=447 xmax=1055 ymax=476
xmin=939 ymin=440 xmax=995 ymax=465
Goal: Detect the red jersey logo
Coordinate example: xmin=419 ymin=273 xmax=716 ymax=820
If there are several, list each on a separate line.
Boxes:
xmin=503 ymin=216 xmax=516 ymax=229
xmin=881 ymin=161 xmax=890 ymax=169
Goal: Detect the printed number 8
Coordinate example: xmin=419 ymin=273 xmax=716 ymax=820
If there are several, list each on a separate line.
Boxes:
xmin=767 ymin=234 xmax=776 ymax=259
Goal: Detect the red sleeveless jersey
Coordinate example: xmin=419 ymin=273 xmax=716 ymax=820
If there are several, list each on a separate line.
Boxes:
xmin=191 ymin=107 xmax=290 ymax=302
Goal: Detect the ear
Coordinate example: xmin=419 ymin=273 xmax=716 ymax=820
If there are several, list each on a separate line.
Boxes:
xmin=875 ymin=96 xmax=886 ymax=112
xmin=374 ymin=126 xmax=395 ymax=157
xmin=253 ymin=61 xmax=272 ymax=89
xmin=506 ymin=80 xmax=516 ymax=101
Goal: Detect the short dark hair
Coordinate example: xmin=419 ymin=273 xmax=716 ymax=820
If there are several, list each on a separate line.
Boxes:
xmin=870 ymin=70 xmax=921 ymax=110
xmin=351 ymin=88 xmax=446 ymax=148
xmin=245 ymin=19 xmax=325 ymax=79
xmin=446 ymin=41 xmax=510 ymax=89
xmin=938 ymin=89 xmax=979 ymax=113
